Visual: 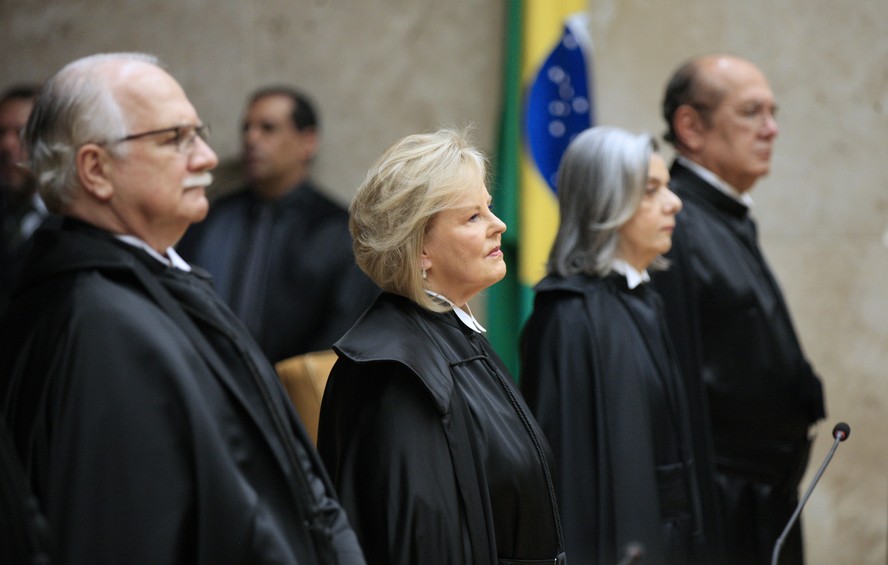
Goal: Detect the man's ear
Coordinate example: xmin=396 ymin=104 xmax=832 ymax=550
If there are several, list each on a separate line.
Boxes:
xmin=673 ymin=105 xmax=707 ymax=153
xmin=76 ymin=144 xmax=115 ymax=201
xmin=299 ymin=128 xmax=319 ymax=162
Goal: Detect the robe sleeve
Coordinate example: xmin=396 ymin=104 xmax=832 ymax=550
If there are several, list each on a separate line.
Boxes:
xmin=318 ymin=359 xmax=468 ymax=565
xmin=519 ymin=291 xmax=603 ymax=565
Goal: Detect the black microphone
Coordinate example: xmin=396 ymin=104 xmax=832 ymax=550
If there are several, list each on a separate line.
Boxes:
xmin=771 ymin=422 xmax=850 ymax=565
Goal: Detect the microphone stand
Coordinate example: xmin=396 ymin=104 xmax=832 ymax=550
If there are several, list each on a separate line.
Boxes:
xmin=771 ymin=423 xmax=850 ymax=565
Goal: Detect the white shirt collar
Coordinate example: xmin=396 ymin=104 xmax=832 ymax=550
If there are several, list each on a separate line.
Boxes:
xmin=425 ymin=290 xmax=487 ymax=333
xmin=114 ymin=234 xmax=192 ymax=272
xmin=677 ymin=155 xmax=755 ymax=209
xmin=19 ymin=193 xmax=48 ymax=241
xmin=31 ymin=193 xmax=47 ymax=215
xmin=611 ymin=258 xmax=650 ymax=290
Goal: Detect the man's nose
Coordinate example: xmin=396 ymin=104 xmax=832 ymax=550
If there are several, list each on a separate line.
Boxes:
xmin=190 ymin=136 xmax=219 ymax=170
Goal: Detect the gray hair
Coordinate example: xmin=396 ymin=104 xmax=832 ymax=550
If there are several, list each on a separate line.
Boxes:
xmin=23 ymin=52 xmax=160 ymax=212
xmin=547 ymin=126 xmax=661 ymax=278
xmin=350 ymin=127 xmax=487 ymax=312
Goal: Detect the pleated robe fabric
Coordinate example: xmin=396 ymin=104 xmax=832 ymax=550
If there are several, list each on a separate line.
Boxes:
xmin=650 ymin=160 xmax=825 ymax=565
xmin=0 ymin=218 xmax=365 ymax=565
xmin=318 ymin=292 xmax=565 ymax=565
xmin=521 ymin=273 xmax=722 ymax=565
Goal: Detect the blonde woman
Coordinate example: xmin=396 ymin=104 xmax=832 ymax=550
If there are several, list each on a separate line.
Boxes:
xmin=318 ymin=128 xmax=566 ymax=565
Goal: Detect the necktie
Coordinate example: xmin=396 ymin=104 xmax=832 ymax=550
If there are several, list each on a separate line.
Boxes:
xmin=232 ymin=201 xmax=274 ymax=338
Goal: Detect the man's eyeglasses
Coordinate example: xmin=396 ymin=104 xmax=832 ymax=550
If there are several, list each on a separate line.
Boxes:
xmin=686 ymin=101 xmax=777 ymax=127
xmin=109 ymin=123 xmax=210 ymax=154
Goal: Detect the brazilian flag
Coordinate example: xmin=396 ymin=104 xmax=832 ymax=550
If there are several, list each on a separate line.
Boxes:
xmin=487 ymin=0 xmax=595 ymax=379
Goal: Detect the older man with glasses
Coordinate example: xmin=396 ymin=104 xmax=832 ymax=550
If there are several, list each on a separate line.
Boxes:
xmin=651 ymin=54 xmax=826 ymax=565
xmin=0 ymin=52 xmax=365 ymax=564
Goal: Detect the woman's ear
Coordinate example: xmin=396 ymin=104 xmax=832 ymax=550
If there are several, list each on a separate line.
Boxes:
xmin=76 ymin=144 xmax=115 ymax=201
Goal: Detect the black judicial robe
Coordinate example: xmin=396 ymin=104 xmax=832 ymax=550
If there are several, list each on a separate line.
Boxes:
xmin=0 ymin=219 xmax=365 ymax=565
xmin=650 ymin=161 xmax=826 ymax=565
xmin=317 ymin=293 xmax=566 ymax=565
xmin=177 ymin=181 xmax=379 ymax=363
xmin=521 ymin=273 xmax=720 ymax=565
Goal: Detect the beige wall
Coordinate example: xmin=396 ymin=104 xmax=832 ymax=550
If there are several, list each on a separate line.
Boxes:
xmin=2 ymin=0 xmax=885 ymax=563
xmin=0 ymin=0 xmax=504 ymax=204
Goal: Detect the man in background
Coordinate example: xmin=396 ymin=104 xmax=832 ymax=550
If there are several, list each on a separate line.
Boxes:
xmin=652 ymin=54 xmax=826 ymax=565
xmin=177 ymin=86 xmax=378 ymax=363
xmin=0 ymin=52 xmax=364 ymax=564
xmin=0 ymin=84 xmax=44 ymax=311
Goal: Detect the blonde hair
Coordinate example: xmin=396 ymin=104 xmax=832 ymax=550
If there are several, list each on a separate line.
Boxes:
xmin=350 ymin=127 xmax=487 ymax=312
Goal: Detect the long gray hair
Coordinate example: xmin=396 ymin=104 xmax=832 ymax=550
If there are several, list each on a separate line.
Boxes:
xmin=547 ymin=126 xmax=661 ymax=277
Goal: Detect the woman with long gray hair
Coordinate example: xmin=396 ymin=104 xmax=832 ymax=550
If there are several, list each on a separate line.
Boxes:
xmin=520 ymin=126 xmax=721 ymax=564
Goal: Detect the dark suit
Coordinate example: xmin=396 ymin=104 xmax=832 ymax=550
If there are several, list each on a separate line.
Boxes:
xmin=177 ymin=181 xmax=378 ymax=363
xmin=651 ymin=161 xmax=825 ymax=565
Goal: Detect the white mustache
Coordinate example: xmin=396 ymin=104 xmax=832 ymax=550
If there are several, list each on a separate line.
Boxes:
xmin=183 ymin=172 xmax=213 ymax=189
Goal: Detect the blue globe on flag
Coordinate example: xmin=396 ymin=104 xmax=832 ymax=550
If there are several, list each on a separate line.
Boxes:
xmin=525 ymin=19 xmax=593 ymax=194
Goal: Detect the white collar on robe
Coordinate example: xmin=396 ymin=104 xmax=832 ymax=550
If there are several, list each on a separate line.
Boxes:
xmin=677 ymin=155 xmax=755 ymax=210
xmin=611 ymin=258 xmax=650 ymax=290
xmin=425 ymin=290 xmax=487 ymax=333
xmin=115 ymin=234 xmax=192 ymax=272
